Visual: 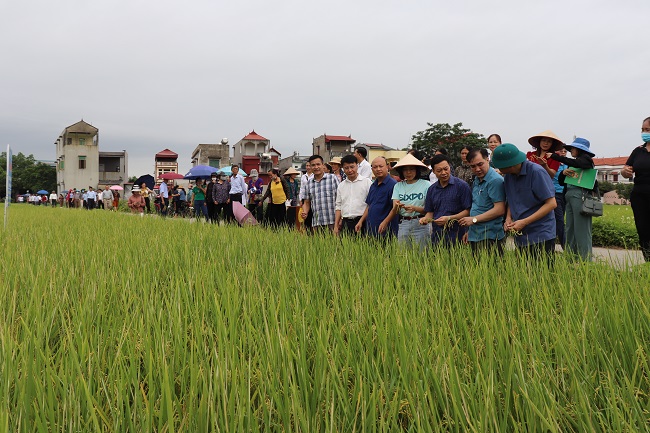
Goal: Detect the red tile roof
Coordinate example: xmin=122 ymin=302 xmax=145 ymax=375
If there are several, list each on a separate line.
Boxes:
xmin=155 ymin=149 xmax=178 ymax=158
xmin=325 ymin=135 xmax=355 ymax=143
xmin=243 ymin=130 xmax=268 ymax=141
xmin=593 ymin=157 xmax=627 ymax=166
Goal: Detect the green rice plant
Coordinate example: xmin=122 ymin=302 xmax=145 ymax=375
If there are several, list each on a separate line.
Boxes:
xmin=0 ymin=205 xmax=649 ymax=432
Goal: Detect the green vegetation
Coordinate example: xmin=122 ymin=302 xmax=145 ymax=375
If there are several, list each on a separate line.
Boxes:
xmin=0 ymin=152 xmax=56 ymax=197
xmin=593 ymin=204 xmax=638 ymax=248
xmin=1 ymin=206 xmax=648 ymax=431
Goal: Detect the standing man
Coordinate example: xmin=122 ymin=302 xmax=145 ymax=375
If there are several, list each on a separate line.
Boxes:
xmin=458 ymin=149 xmax=506 ymax=254
xmin=228 ymin=165 xmax=247 ymax=222
xmin=49 ymin=191 xmax=58 ymax=207
xmin=334 ymin=154 xmax=372 ymax=236
xmin=299 ymin=162 xmax=314 ymax=230
xmin=419 ymin=155 xmax=471 ymax=247
xmin=355 ymin=147 xmax=372 ymax=179
xmin=491 ymin=143 xmax=557 ymax=259
xmin=357 ymin=156 xmax=399 ymax=237
xmin=301 ymin=155 xmax=340 ymax=232
xmin=102 ymin=186 xmax=113 ymax=210
xmin=159 ymin=179 xmax=169 ymax=216
xmin=206 ymin=172 xmax=218 ymax=223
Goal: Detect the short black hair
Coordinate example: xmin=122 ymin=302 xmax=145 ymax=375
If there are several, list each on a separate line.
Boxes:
xmin=467 ymin=148 xmax=489 ymax=162
xmin=269 ymin=168 xmax=281 ymax=176
xmin=430 ymin=154 xmax=451 ymax=168
xmin=355 ymin=147 xmax=367 ymax=158
xmin=408 ymin=149 xmax=425 ymax=160
xmin=436 ymin=148 xmax=448 ymax=155
xmin=308 ymin=154 xmax=323 ymax=163
xmin=341 ymin=154 xmax=357 ymax=165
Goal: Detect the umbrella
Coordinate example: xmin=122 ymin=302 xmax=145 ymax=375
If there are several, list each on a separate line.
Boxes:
xmin=133 ymin=174 xmax=155 ymax=189
xmin=37 ymin=190 xmax=48 ymax=195
xmin=232 ymin=201 xmax=258 ymax=226
xmin=110 ymin=185 xmax=123 ymax=190
xmin=184 ymin=165 xmax=220 ymax=180
xmin=160 ymin=172 xmax=185 ymax=180
xmin=220 ymin=166 xmax=247 ymax=177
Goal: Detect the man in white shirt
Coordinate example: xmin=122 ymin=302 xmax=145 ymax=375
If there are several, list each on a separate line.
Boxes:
xmin=102 ymin=186 xmax=113 ymax=210
xmin=49 ymin=191 xmax=58 ymax=207
xmin=334 ymin=154 xmax=372 ymax=236
xmin=355 ymin=147 xmax=372 ymax=179
xmin=299 ymin=162 xmax=314 ymax=230
xmin=227 ymin=164 xmax=247 ymax=222
xmin=86 ymin=187 xmax=97 ymax=209
xmin=159 ymin=180 xmax=169 ymax=216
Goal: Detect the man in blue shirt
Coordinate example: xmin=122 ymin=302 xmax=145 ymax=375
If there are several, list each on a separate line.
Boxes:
xmin=491 ymin=143 xmax=557 ymax=260
xmin=358 ymin=156 xmax=398 ymax=237
xmin=419 ymin=154 xmax=471 ymax=247
xmin=458 ymin=149 xmax=506 ymax=255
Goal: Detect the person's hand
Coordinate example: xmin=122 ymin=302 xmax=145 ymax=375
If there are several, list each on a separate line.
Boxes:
xmin=505 ymin=219 xmax=527 ymax=232
xmin=226 ymin=199 xmax=230 ymax=204
xmin=354 ymin=221 xmax=363 ymax=233
xmin=419 ymin=216 xmax=430 ymax=225
xmin=503 ymin=217 xmax=513 ymax=232
xmin=433 ymin=216 xmax=449 ymax=227
xmin=563 ymin=169 xmax=577 ymax=178
xmin=402 ymin=204 xmax=416 ymax=213
xmin=621 ymin=165 xmax=634 ymax=178
xmin=458 ymin=216 xmax=474 ymax=227
xmin=378 ymin=221 xmax=387 ymax=233
xmin=462 ymin=232 xmax=469 ymax=244
xmin=333 ymin=224 xmax=340 ymax=236
xmin=535 ymin=155 xmax=548 ymax=167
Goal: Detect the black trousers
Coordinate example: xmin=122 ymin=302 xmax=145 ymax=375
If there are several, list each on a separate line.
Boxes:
xmin=227 ymin=193 xmax=243 ymax=222
xmin=470 ymin=238 xmax=505 ymax=256
xmin=144 ymin=197 xmax=151 ymax=213
xmin=266 ymin=203 xmax=286 ymax=227
xmin=554 ymin=193 xmax=566 ymax=247
xmin=631 ymin=189 xmax=650 ymax=262
xmin=213 ymin=202 xmax=228 ymax=221
xmin=341 ymin=216 xmax=362 ymax=235
xmin=206 ymin=201 xmax=216 ymax=222
xmin=517 ymin=239 xmax=555 ymax=266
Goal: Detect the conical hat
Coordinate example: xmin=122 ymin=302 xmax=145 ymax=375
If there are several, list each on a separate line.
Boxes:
xmin=528 ymin=130 xmax=564 ymax=151
xmin=283 ymin=167 xmax=300 ymax=176
xmin=392 ymin=153 xmax=429 ymax=170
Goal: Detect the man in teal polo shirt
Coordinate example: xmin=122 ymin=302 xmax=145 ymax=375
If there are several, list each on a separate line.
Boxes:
xmin=491 ymin=143 xmax=557 ymax=260
xmin=458 ymin=148 xmax=506 ymax=254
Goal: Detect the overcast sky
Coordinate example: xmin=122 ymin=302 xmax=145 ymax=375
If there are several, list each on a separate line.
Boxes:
xmin=2 ymin=0 xmax=649 ymax=177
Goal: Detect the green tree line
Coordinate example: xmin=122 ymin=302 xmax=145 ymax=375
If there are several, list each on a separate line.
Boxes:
xmin=0 ymin=152 xmax=57 ymax=199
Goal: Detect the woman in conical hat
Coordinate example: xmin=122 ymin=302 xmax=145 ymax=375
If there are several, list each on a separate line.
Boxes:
xmin=526 ymin=130 xmax=563 ymax=179
xmin=387 ymin=154 xmax=431 ymax=250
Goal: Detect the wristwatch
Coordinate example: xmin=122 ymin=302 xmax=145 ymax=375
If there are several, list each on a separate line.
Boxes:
xmin=472 ymin=217 xmax=478 ymax=224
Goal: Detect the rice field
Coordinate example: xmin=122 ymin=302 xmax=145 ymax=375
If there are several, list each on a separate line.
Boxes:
xmin=1 ymin=205 xmax=649 ymax=432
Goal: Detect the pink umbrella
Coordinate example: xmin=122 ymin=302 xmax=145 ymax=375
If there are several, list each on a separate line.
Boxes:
xmin=109 ymin=185 xmax=123 ymax=190
xmin=232 ymin=201 xmax=258 ymax=226
xmin=160 ymin=172 xmax=185 ymax=180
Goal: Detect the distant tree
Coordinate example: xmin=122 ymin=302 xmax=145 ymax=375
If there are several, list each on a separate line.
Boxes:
xmin=615 ymin=183 xmax=633 ymax=201
xmin=128 ymin=176 xmax=138 ymax=183
xmin=0 ymin=152 xmax=56 ymax=199
xmin=410 ymin=122 xmax=487 ymax=167
xmin=598 ymin=181 xmax=616 ymax=195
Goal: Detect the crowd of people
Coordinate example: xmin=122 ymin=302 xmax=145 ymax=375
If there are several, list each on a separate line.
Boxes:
xmin=29 ymin=117 xmax=650 ymax=263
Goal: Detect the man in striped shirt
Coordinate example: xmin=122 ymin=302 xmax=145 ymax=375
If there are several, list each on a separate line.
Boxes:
xmin=301 ymin=155 xmax=340 ymax=232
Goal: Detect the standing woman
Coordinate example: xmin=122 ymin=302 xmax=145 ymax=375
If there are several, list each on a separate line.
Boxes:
xmin=284 ymin=167 xmax=301 ymax=227
xmin=487 ymin=134 xmax=502 ymax=173
xmin=550 ymin=138 xmax=597 ymax=260
xmin=526 ymin=130 xmax=563 ymax=179
xmin=260 ymin=168 xmax=289 ymax=227
xmin=455 ymin=146 xmax=474 ymax=185
xmin=386 ymin=154 xmax=431 ymax=250
xmin=621 ymin=116 xmax=650 ymax=262
xmin=191 ymin=178 xmax=209 ymax=221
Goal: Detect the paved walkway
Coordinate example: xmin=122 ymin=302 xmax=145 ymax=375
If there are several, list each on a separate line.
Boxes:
xmin=591 ymin=246 xmax=645 ymax=269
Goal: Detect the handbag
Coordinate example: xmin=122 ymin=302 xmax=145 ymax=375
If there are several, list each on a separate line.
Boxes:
xmin=580 ymin=188 xmax=603 ymax=217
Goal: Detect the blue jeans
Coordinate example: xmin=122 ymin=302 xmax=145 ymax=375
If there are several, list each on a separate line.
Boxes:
xmin=194 ymin=199 xmax=208 ymax=220
xmin=397 ymin=218 xmax=429 ymax=250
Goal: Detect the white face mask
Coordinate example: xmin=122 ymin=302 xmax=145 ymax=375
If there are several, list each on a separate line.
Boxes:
xmin=211 ymin=177 xmax=217 ymax=181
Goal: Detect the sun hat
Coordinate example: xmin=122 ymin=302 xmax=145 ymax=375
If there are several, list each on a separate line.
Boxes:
xmin=132 ymin=185 xmax=141 ymax=192
xmin=283 ymin=167 xmax=300 ymax=176
xmin=490 ymin=143 xmax=526 ymax=169
xmin=328 ymin=157 xmax=342 ymax=165
xmin=250 ymin=169 xmax=259 ymax=177
xmin=392 ymin=153 xmax=428 ymax=170
xmin=564 ymin=137 xmax=594 ymax=156
xmin=528 ymin=130 xmax=564 ymax=152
